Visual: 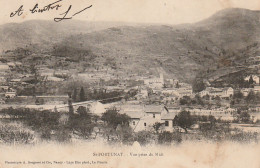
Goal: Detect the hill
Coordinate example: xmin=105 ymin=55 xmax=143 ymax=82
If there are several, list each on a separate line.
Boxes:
xmin=0 ymin=8 xmax=260 ymax=83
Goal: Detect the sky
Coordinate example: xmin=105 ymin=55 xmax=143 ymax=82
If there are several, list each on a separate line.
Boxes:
xmin=0 ymin=0 xmax=260 ymax=25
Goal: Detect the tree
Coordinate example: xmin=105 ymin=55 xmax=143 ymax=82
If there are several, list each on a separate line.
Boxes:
xmin=175 ymin=82 xmax=180 ymax=88
xmin=246 ymin=90 xmax=256 ymax=104
xmin=72 ymin=88 xmax=77 ymax=102
xmin=29 ymin=63 xmax=39 ymax=84
xmin=153 ymin=122 xmax=163 ymax=134
xmin=29 ymin=64 xmax=40 ymax=96
xmin=79 ymin=87 xmax=85 ymax=101
xmin=203 ymin=94 xmax=210 ymax=100
xmin=239 ymin=112 xmax=251 ymax=123
xmin=68 ymin=106 xmax=94 ymax=139
xmin=233 ymin=90 xmax=243 ymax=99
xmin=174 ymin=111 xmax=193 ymax=133
xmin=195 ymin=94 xmax=204 ymax=106
xmin=76 ymin=106 xmax=90 ymax=116
xmin=179 ymin=96 xmax=191 ymax=105
xmin=208 ymin=115 xmax=217 ymax=129
xmin=248 ymin=75 xmax=254 ymax=85
xmin=68 ymin=97 xmax=74 ymax=115
xmin=116 ymin=125 xmax=134 ymax=145
xmin=215 ymin=96 xmax=221 ymax=107
xmin=101 ymin=108 xmax=130 ymax=129
xmin=192 ymin=77 xmax=205 ymax=93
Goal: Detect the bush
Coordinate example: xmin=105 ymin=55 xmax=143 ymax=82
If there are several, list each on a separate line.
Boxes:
xmin=54 ymin=127 xmax=71 ymax=142
xmin=158 ymin=131 xmax=182 ymax=144
xmin=116 ymin=125 xmax=134 ymax=145
xmin=172 ymin=131 xmax=182 ymax=143
xmin=135 ymin=131 xmax=153 ymax=146
xmin=0 ymin=122 xmax=35 ymax=144
xmin=228 ymin=131 xmax=258 ymax=143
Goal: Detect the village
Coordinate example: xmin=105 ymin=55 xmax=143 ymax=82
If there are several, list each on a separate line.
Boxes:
xmin=0 ymin=58 xmax=260 ymax=135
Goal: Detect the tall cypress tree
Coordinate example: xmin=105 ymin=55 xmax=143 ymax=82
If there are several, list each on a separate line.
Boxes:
xmin=79 ymin=87 xmax=85 ymax=102
xmin=249 ymin=75 xmax=254 ymax=85
xmin=72 ymin=88 xmax=77 ymax=102
xmin=68 ymin=97 xmax=74 ymax=115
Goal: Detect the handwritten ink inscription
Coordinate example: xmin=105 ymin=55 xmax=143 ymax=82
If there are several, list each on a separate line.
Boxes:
xmin=10 ymin=0 xmax=92 ymax=22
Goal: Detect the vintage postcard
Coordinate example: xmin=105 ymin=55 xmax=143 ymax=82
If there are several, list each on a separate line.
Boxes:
xmin=0 ymin=0 xmax=260 ymax=167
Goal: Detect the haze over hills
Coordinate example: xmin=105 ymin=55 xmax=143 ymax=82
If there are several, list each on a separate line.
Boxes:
xmin=0 ymin=8 xmax=260 ymax=83
xmin=0 ymin=20 xmax=141 ymax=51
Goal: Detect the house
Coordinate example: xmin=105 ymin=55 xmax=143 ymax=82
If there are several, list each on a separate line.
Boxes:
xmin=241 ymin=88 xmax=253 ymax=96
xmin=47 ymin=76 xmax=64 ymax=82
xmin=137 ymin=116 xmax=161 ymax=132
xmin=119 ymin=111 xmax=146 ymax=132
xmin=200 ymin=87 xmax=233 ymax=98
xmin=187 ymin=107 xmax=235 ymax=121
xmin=139 ymin=89 xmax=148 ymax=98
xmin=0 ymin=85 xmax=9 ymax=91
xmin=0 ymin=63 xmax=10 ymax=71
xmin=199 ymin=90 xmax=209 ymax=97
xmin=222 ymin=87 xmax=234 ymax=98
xmin=118 ymin=104 xmax=167 ymax=132
xmin=5 ymin=91 xmax=16 ymax=98
xmin=0 ymin=76 xmax=5 ymax=83
xmin=249 ymin=105 xmax=260 ymax=112
xmin=163 ymin=95 xmax=179 ymax=104
xmin=165 ymin=105 xmax=181 ymax=113
xmin=15 ymin=62 xmax=22 ymax=66
xmin=25 ymin=100 xmax=106 ymax=115
xmin=161 ymin=113 xmax=177 ymax=132
xmin=177 ymin=88 xmax=193 ymax=97
xmin=161 ymin=88 xmax=175 ymax=95
xmin=244 ymin=75 xmax=259 ymax=84
xmin=64 ymin=100 xmax=106 ymax=115
xmin=143 ymin=73 xmax=164 ymax=89
xmin=21 ymin=76 xmax=36 ymax=83
xmin=118 ymin=104 xmax=145 ymax=132
xmin=254 ymin=86 xmax=260 ymax=93
xmin=0 ymin=99 xmax=5 ymax=104
xmin=10 ymin=78 xmax=21 ymax=84
xmin=144 ymin=105 xmax=167 ymax=119
xmin=7 ymin=62 xmax=16 ymax=68
xmin=161 ymin=84 xmax=193 ymax=98
xmin=39 ymin=69 xmax=54 ymax=77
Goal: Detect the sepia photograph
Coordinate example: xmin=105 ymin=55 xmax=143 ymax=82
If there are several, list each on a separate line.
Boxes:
xmin=0 ymin=0 xmax=260 ymax=167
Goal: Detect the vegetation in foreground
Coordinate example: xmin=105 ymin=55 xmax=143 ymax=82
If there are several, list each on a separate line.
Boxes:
xmin=0 ymin=107 xmax=259 ymax=146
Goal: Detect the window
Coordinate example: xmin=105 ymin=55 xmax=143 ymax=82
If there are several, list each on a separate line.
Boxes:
xmin=133 ymin=121 xmax=135 ymax=125
xmin=165 ymin=121 xmax=169 ymax=127
xmin=153 ymin=114 xmax=155 ymax=118
xmin=144 ymin=123 xmax=146 ymax=126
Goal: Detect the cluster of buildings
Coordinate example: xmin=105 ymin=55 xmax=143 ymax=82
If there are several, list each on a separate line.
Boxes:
xmin=138 ymin=73 xmax=193 ymax=100
xmin=0 ymin=57 xmax=259 ymax=132
xmin=116 ymin=102 xmax=238 ymax=132
xmin=199 ymin=87 xmax=234 ymax=98
xmin=240 ymin=75 xmax=260 ymax=96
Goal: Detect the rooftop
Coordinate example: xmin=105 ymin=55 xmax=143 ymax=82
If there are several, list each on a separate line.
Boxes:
xmin=161 ymin=113 xmax=176 ymax=120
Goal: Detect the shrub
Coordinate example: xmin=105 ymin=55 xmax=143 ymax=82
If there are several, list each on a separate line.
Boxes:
xmin=0 ymin=122 xmax=35 ymax=144
xmin=135 ymin=131 xmax=153 ymax=146
xmin=158 ymin=131 xmax=182 ymax=144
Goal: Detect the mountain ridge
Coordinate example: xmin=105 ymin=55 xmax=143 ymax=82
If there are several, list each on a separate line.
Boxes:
xmin=0 ymin=8 xmax=259 ymax=83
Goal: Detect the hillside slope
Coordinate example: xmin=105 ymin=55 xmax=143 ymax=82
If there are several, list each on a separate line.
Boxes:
xmin=1 ymin=8 xmax=260 ymax=83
